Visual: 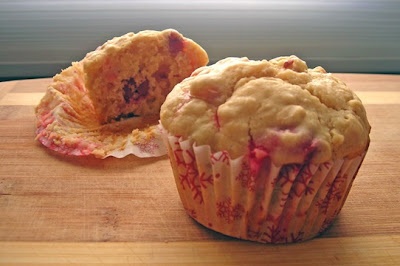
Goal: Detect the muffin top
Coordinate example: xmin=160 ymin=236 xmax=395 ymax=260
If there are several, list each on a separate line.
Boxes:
xmin=160 ymin=56 xmax=371 ymax=165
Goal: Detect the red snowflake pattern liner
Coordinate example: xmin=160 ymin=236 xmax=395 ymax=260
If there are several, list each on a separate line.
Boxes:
xmin=163 ymin=132 xmax=367 ymax=244
xmin=35 ymin=62 xmax=166 ymax=158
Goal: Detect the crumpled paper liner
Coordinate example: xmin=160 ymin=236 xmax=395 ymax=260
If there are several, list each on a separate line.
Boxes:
xmin=163 ymin=132 xmax=367 ymax=243
xmin=35 ymin=62 xmax=166 ymax=158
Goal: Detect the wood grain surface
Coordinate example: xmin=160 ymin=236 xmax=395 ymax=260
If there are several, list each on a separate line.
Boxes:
xmin=0 ymin=74 xmax=400 ymax=264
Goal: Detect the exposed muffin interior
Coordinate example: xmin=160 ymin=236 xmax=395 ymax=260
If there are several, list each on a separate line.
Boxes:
xmin=83 ymin=29 xmax=209 ymax=124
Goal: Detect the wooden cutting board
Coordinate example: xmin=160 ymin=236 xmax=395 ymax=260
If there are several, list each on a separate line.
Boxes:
xmin=0 ymin=75 xmax=400 ymax=264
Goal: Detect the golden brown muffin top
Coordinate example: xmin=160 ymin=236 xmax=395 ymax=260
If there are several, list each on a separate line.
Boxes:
xmin=160 ymin=56 xmax=370 ymax=165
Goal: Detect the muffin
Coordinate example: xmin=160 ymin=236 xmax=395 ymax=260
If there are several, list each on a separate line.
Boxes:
xmin=83 ymin=29 xmax=208 ymax=124
xmin=160 ymin=56 xmax=371 ymax=243
xmin=35 ymin=29 xmax=208 ymax=158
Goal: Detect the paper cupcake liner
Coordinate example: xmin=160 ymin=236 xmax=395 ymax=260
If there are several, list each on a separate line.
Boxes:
xmin=35 ymin=62 xmax=166 ymax=158
xmin=164 ymin=133 xmax=367 ymax=244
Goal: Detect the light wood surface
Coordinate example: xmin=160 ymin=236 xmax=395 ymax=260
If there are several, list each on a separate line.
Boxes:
xmin=1 ymin=74 xmax=400 ymax=264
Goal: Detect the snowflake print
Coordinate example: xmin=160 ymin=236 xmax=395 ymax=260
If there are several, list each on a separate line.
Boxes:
xmin=199 ymin=172 xmax=213 ymax=188
xmin=316 ymin=174 xmax=347 ymax=214
xmin=327 ymin=174 xmax=347 ymax=200
xmin=173 ymin=148 xmax=186 ymax=168
xmin=131 ymin=127 xmax=160 ymax=154
xmin=137 ymin=140 xmax=159 ymax=154
xmin=173 ymin=147 xmax=209 ymax=204
xmin=304 ymin=180 xmax=315 ymax=196
xmin=190 ymin=178 xmax=203 ymax=204
xmin=276 ymin=164 xmax=300 ymax=187
xmin=178 ymin=161 xmax=197 ymax=190
xmin=247 ymin=228 xmax=262 ymax=240
xmin=175 ymin=148 xmax=199 ymax=190
xmin=210 ymin=151 xmax=230 ymax=165
xmin=216 ymin=197 xmax=245 ymax=224
xmin=298 ymin=164 xmax=314 ymax=184
xmin=261 ymin=225 xmax=283 ymax=243
xmin=289 ymin=164 xmax=316 ymax=198
xmin=172 ymin=144 xmax=196 ymax=167
xmin=184 ymin=148 xmax=196 ymax=163
xmin=279 ymin=191 xmax=290 ymax=207
xmin=236 ymin=161 xmax=256 ymax=191
xmin=287 ymin=231 xmax=305 ymax=243
xmin=316 ymin=196 xmax=330 ymax=214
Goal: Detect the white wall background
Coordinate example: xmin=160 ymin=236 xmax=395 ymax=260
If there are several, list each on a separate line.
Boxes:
xmin=1 ymin=0 xmax=399 ymax=80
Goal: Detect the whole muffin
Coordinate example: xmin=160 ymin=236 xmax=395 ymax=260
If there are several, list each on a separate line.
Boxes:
xmin=160 ymin=56 xmax=371 ymax=243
